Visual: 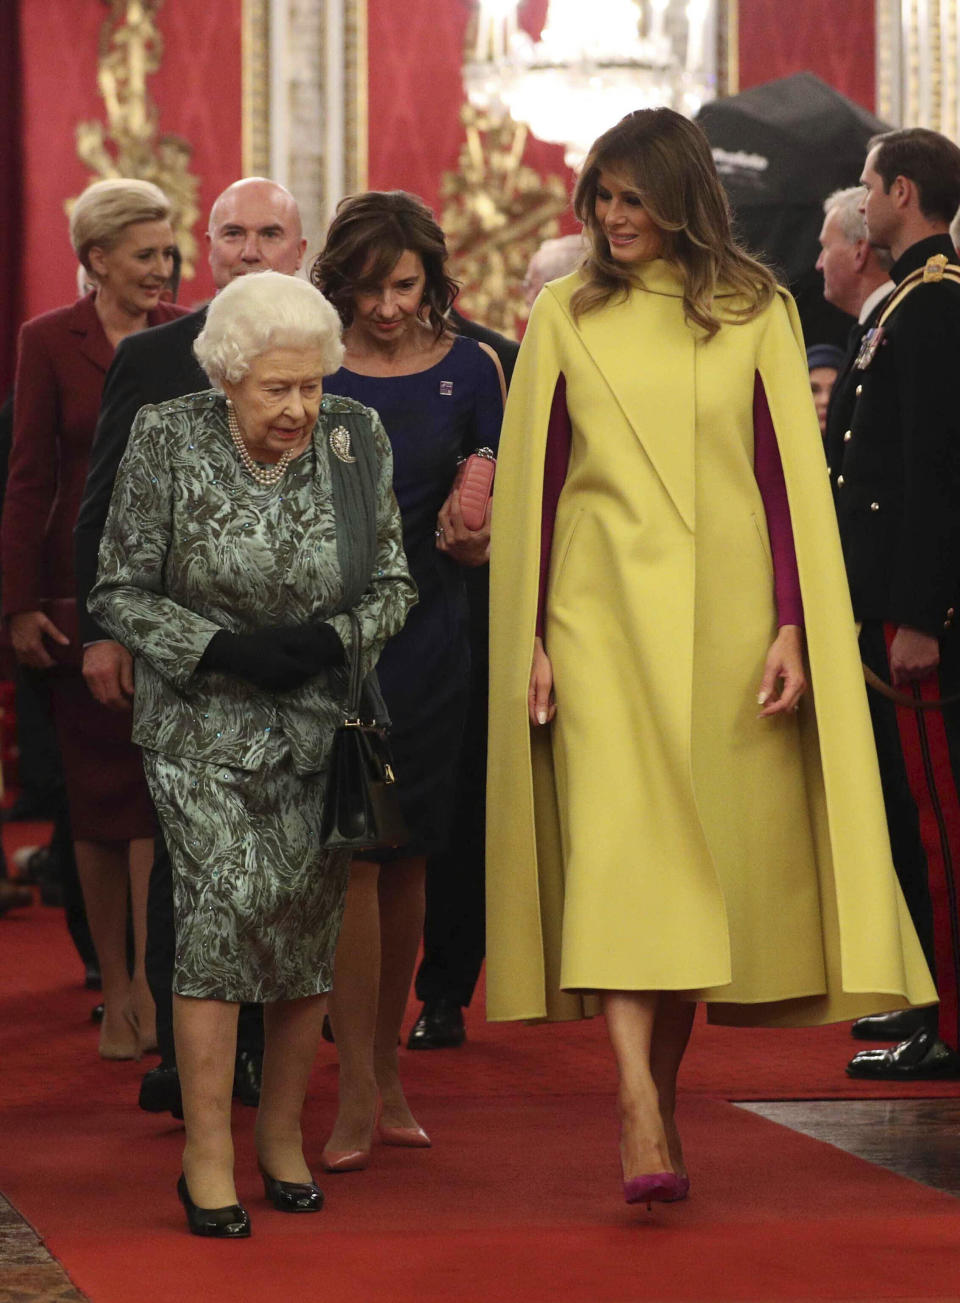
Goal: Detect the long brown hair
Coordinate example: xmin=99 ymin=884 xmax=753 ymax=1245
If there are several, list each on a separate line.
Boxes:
xmin=311 ymin=190 xmax=459 ymax=338
xmin=572 ymin=108 xmax=775 ymax=340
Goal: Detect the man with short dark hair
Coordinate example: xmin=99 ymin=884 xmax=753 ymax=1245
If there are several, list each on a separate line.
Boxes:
xmin=829 ymin=128 xmax=960 ymax=1080
xmin=74 ymin=177 xmax=307 ymax=1115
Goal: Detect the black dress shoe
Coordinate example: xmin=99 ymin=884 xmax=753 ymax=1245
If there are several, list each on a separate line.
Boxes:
xmin=139 ymin=1062 xmax=184 ymax=1118
xmin=847 ymin=1026 xmax=960 ymax=1079
xmin=177 ymin=1174 xmax=251 ymax=1238
xmin=407 ymin=998 xmax=466 ymax=1050
xmin=851 ymin=1006 xmax=938 ymax=1041
xmin=233 ymin=1049 xmax=262 ymax=1106
xmin=91 ymin=1002 xmax=105 ymax=1024
xmin=260 ymin=1167 xmax=324 ymax=1212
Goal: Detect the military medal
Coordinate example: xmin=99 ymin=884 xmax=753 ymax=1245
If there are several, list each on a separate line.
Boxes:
xmin=854 ymin=325 xmax=885 ymax=371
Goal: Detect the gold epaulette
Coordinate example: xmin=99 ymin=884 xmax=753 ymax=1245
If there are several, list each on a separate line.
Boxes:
xmin=877 ymin=255 xmax=960 ymax=329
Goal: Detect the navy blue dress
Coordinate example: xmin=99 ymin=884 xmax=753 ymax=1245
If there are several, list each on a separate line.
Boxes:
xmin=325 ymin=335 xmax=503 ymax=856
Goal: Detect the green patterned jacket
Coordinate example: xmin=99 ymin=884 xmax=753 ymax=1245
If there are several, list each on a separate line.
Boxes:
xmin=89 ymin=389 xmax=416 ymax=774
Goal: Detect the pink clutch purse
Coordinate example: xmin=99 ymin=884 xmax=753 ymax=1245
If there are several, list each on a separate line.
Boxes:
xmin=457 ymin=447 xmax=496 ymax=530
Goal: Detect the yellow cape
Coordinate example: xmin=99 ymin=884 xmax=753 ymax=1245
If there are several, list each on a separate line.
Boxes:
xmin=486 ymin=265 xmax=936 ymax=1026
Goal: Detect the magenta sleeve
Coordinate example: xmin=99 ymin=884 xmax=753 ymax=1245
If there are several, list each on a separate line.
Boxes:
xmin=753 ymin=374 xmax=804 ymax=628
xmin=536 ymin=375 xmax=572 ymax=639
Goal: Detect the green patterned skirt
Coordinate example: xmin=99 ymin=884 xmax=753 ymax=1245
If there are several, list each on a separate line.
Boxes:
xmin=142 ymin=736 xmax=350 ymax=1003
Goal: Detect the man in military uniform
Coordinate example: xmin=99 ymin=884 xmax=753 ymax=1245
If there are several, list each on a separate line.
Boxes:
xmin=817 ymin=188 xmax=935 ymax=1048
xmin=828 ymin=128 xmax=960 ymax=1080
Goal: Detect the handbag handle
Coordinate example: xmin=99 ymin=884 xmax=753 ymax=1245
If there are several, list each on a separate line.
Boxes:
xmin=345 ymin=611 xmax=364 ymax=722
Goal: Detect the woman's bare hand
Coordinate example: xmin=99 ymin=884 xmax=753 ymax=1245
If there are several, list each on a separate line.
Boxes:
xmin=8 ymin=610 xmax=70 ymax=669
xmin=435 ymin=485 xmax=491 ymax=566
xmin=528 ymin=636 xmax=556 ymax=726
xmin=757 ymin=624 xmax=807 ymax=717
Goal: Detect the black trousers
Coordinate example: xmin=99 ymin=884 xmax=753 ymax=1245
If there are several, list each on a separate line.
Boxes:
xmin=414 ymin=570 xmax=488 ymax=1009
xmin=51 ymin=801 xmax=98 ymax=971
xmin=146 ymin=832 xmax=264 ymax=1065
xmin=14 ymin=665 xmax=64 ymax=810
xmin=15 ymin=667 xmax=96 ymax=970
xmin=860 ymin=621 xmax=938 ymax=980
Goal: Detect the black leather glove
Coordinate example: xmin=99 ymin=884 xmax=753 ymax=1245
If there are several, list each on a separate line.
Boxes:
xmin=199 ymin=623 xmax=344 ymax=692
xmin=288 ymin=622 xmax=346 ymax=669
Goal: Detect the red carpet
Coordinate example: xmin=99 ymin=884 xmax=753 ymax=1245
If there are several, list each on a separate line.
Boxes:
xmin=3 ymin=893 xmax=960 ymax=1301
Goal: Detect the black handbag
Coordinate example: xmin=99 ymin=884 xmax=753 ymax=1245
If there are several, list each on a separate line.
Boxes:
xmin=320 ymin=612 xmax=408 ymax=852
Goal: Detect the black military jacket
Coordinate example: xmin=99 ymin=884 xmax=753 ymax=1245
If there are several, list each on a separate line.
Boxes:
xmin=829 ymin=234 xmax=960 ymax=636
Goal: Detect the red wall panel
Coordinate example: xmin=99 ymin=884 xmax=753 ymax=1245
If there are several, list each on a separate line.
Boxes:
xmin=19 ymin=0 xmax=104 ymax=323
xmin=738 ymin=0 xmax=876 ymax=111
xmin=18 ymin=0 xmax=242 ymax=325
xmin=367 ymin=0 xmax=474 ymax=213
xmin=367 ymin=0 xmax=574 ymax=227
xmin=1 ymin=2 xmax=24 ymax=394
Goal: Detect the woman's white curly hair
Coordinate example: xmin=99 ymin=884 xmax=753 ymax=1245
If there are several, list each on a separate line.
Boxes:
xmin=194 ymin=271 xmax=345 ymax=388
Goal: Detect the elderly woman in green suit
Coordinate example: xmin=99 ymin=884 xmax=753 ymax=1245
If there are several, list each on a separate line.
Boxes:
xmin=89 ymin=271 xmax=416 ymax=1238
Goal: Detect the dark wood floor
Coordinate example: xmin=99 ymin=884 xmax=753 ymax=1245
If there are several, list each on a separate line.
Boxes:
xmin=2 ymin=1100 xmax=957 ymax=1302
xmin=739 ymin=1097 xmax=960 ymax=1199
xmin=0 ymin=1193 xmax=85 ymax=1302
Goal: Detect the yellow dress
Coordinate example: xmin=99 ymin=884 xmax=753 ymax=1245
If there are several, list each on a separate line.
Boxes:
xmin=486 ymin=263 xmax=936 ymax=1026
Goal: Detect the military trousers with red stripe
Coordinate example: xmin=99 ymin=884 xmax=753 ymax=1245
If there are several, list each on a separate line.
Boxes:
xmin=860 ymin=620 xmax=960 ymax=1049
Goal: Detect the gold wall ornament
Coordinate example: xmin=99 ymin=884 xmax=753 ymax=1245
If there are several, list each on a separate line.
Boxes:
xmin=876 ymin=0 xmax=960 ymax=140
xmin=441 ymin=105 xmax=569 ymax=338
xmin=73 ymin=0 xmax=201 ymax=279
xmin=242 ymin=0 xmax=271 ymax=178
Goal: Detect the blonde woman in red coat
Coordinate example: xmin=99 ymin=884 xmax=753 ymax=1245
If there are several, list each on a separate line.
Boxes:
xmin=2 ymin=179 xmax=187 ymax=1059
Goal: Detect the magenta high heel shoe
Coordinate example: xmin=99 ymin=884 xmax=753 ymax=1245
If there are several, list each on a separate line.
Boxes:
xmin=622 ymin=1171 xmax=688 ymax=1208
xmin=660 ymin=1173 xmax=690 ymax=1202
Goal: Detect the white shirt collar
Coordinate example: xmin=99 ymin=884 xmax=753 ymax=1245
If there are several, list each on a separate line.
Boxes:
xmin=859 ymin=279 xmax=895 ymax=323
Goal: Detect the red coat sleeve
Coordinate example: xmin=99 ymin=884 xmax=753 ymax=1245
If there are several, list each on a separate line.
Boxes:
xmin=2 ymin=319 xmax=61 ymax=615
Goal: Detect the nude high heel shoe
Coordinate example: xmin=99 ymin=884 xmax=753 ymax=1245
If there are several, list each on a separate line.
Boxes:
xmin=320 ymin=1146 xmax=370 ymax=1173
xmin=98 ymin=1003 xmax=141 ymax=1061
xmin=377 ymin=1121 xmax=431 ymax=1148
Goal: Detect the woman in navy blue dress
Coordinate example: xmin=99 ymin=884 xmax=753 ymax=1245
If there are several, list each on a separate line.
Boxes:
xmin=312 ymin=192 xmax=504 ymax=1168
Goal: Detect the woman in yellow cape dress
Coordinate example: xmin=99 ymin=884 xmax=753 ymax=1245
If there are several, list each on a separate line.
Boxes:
xmin=485 ymin=109 xmax=936 ymax=1207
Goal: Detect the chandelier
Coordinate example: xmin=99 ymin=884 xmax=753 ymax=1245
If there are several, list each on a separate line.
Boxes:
xmin=464 ymin=0 xmax=718 ymax=167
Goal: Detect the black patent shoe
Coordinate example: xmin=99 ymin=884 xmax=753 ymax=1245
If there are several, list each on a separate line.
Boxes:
xmin=260 ymin=1167 xmax=324 ymax=1212
xmin=407 ymin=998 xmax=466 ymax=1050
xmin=847 ymin=1026 xmax=960 ymax=1079
xmin=851 ymin=1005 xmax=938 ymax=1041
xmin=139 ymin=1062 xmax=184 ymax=1119
xmin=177 ymin=1174 xmax=251 ymax=1238
xmin=232 ymin=1049 xmax=262 ymax=1107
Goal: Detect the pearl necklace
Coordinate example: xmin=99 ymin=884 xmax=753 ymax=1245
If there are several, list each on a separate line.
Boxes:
xmin=226 ymin=400 xmax=294 ymax=487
